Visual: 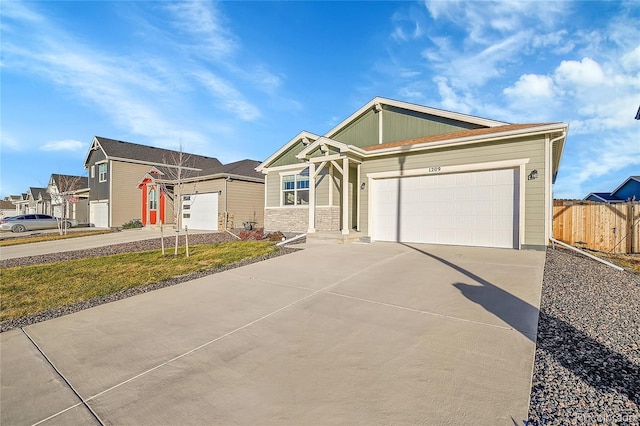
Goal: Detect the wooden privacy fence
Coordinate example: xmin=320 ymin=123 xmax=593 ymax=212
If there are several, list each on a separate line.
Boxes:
xmin=553 ymin=200 xmax=640 ymax=254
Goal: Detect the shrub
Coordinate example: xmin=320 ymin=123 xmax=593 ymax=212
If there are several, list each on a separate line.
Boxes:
xmin=122 ymin=219 xmax=143 ymax=229
xmin=238 ymin=228 xmax=264 ymax=241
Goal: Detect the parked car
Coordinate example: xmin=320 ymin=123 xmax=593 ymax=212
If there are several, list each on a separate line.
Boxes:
xmin=0 ymin=214 xmax=78 ymax=233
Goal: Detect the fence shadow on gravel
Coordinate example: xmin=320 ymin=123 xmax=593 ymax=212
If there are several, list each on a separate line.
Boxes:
xmin=402 ymin=243 xmax=639 ymax=408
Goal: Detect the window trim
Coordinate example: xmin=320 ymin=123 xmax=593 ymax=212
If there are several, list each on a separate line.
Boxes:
xmin=98 ymin=163 xmax=107 ymax=183
xmin=280 ymin=168 xmax=310 ymax=206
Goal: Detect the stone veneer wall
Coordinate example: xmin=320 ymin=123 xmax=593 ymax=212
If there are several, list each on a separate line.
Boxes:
xmin=316 ymin=206 xmax=340 ymax=231
xmin=265 ymin=207 xmax=309 ymax=232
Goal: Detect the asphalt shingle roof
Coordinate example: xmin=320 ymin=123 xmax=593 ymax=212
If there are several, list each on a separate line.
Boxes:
xmin=95 ymin=137 xmax=222 ymax=170
xmin=51 ymin=174 xmax=89 ymax=191
xmin=363 ymin=123 xmax=561 ymax=151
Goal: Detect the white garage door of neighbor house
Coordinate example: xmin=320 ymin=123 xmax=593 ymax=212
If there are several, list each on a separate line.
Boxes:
xmin=182 ymin=193 xmax=219 ymax=231
xmin=372 ymin=168 xmax=519 ymax=249
xmin=90 ymin=201 xmax=109 ymax=228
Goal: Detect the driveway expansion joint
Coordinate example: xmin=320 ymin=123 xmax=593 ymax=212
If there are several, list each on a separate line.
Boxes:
xmin=21 ymin=328 xmax=104 ymax=426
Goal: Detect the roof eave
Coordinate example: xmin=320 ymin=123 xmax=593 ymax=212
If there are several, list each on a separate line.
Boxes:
xmin=365 ymin=123 xmax=569 ymax=157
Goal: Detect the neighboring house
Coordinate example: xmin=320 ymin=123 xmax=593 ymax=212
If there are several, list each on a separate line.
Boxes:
xmin=257 ymin=97 xmax=569 ymax=250
xmin=12 ymin=194 xmax=29 ymax=215
xmin=584 ymin=176 xmax=640 ymax=203
xmin=47 ymin=174 xmax=90 ymax=224
xmin=0 ymin=197 xmax=18 ymax=218
xmin=139 ymin=159 xmax=264 ymax=230
xmin=84 ymin=136 xmax=264 ymax=229
xmin=26 ymin=187 xmax=51 ymax=215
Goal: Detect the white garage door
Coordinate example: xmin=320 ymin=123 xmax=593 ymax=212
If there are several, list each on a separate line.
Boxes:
xmin=90 ymin=201 xmax=109 ymax=228
xmin=182 ymin=193 xmax=219 ymax=231
xmin=372 ymin=168 xmax=519 ymax=248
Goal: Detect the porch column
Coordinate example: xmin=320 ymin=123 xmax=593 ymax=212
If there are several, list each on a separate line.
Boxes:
xmin=342 ymin=157 xmax=349 ymax=235
xmin=146 ymin=184 xmax=151 ymax=226
xmin=307 ymin=163 xmax=316 ymax=233
xmin=356 ymin=163 xmax=361 ymax=231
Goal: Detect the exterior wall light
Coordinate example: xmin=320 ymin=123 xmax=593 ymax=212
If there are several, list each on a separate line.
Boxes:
xmin=360 ymin=182 xmax=366 ymax=190
xmin=528 ymin=169 xmax=538 ymax=181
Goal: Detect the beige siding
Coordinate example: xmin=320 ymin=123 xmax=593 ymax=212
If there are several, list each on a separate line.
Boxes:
xmin=360 ymin=136 xmax=547 ymax=246
xmin=110 ymin=161 xmax=151 ymax=227
xmin=266 ymin=171 xmax=281 ymax=207
xmin=227 ymin=180 xmax=264 ymax=229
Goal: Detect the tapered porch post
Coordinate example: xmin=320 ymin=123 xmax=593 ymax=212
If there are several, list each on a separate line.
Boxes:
xmin=341 ymin=157 xmax=349 ymax=235
xmin=307 ymin=163 xmax=315 ymax=233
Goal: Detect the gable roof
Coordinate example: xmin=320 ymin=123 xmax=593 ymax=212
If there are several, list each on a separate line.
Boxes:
xmin=256 ymin=131 xmax=320 ymax=172
xmin=28 ymin=187 xmax=50 ymax=201
xmin=0 ymin=200 xmax=15 ymax=210
xmin=611 ymin=176 xmax=640 ymax=196
xmin=84 ymin=137 xmax=222 ymax=170
xmin=50 ymin=174 xmax=89 ymax=191
xmin=325 ymin=97 xmax=507 ymax=139
xmin=584 ymin=192 xmax=625 ymax=202
xmin=257 ymin=97 xmax=560 ymax=172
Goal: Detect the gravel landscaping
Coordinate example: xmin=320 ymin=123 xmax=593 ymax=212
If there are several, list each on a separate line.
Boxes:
xmin=0 ymin=233 xmax=298 ymax=332
xmin=528 ymin=247 xmax=640 ymax=425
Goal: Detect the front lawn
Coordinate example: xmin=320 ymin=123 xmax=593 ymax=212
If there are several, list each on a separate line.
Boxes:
xmin=0 ymin=241 xmax=277 ymax=322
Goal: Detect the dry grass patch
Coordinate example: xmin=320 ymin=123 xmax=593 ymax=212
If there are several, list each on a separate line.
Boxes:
xmin=0 ymin=241 xmax=277 ymax=321
xmin=0 ymin=230 xmax=113 ymax=247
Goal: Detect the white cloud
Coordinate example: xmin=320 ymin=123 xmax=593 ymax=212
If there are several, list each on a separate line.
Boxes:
xmin=193 ymin=71 xmax=261 ymax=121
xmin=164 ymin=1 xmax=237 ymax=60
xmin=555 ymin=57 xmax=606 ymax=86
xmin=40 ymin=139 xmax=85 ymax=152
xmin=503 ymin=74 xmax=557 ymax=99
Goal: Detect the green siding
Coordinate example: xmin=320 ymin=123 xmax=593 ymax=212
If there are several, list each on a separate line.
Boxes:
xmin=360 ymin=136 xmax=547 ymax=246
xmin=382 ymin=106 xmax=482 ymax=143
xmin=316 ymin=169 xmax=330 ymax=206
xmin=270 ymin=141 xmax=307 ymax=168
xmin=331 ymin=109 xmax=379 ymax=148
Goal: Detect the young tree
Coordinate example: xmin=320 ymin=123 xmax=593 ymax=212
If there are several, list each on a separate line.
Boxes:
xmin=51 ymin=174 xmax=86 ymax=235
xmin=157 ymin=145 xmax=201 ymax=256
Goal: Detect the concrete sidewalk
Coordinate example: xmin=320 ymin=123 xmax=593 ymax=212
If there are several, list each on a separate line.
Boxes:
xmin=1 ymin=242 xmax=545 ymax=425
xmin=0 ymin=228 xmax=207 ymax=260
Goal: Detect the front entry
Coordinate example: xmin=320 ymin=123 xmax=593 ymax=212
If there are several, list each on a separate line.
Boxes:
xmin=139 ymin=180 xmax=166 ymax=226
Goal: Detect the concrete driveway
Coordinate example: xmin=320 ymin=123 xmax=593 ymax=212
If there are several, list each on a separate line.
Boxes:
xmin=1 ymin=241 xmax=545 ymax=425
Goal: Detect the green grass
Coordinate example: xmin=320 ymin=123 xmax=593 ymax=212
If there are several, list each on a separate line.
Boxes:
xmin=0 ymin=241 xmax=277 ymax=322
xmin=0 ymin=230 xmax=113 ymax=247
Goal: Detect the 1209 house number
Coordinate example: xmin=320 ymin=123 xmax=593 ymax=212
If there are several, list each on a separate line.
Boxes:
xmin=428 ymin=166 xmax=441 ymax=173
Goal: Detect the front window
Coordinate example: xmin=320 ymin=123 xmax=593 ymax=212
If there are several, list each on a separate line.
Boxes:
xmin=282 ymin=169 xmax=309 ymax=206
xmin=149 ymin=188 xmax=158 ymax=210
xmin=98 ymin=164 xmax=107 ymax=182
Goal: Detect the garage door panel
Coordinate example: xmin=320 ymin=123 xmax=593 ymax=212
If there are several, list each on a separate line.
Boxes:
xmin=372 ymin=169 xmax=519 ymax=249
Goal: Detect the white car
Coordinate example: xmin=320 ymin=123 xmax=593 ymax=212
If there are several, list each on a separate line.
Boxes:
xmin=0 ymin=214 xmax=78 ymax=233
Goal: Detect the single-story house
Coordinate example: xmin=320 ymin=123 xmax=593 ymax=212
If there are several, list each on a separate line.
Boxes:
xmin=84 ymin=136 xmax=264 ymax=230
xmin=47 ymin=174 xmax=90 ymax=224
xmin=0 ymin=197 xmax=18 ymax=218
xmin=257 ymin=97 xmax=569 ymax=250
xmin=584 ymin=176 xmax=639 ymax=203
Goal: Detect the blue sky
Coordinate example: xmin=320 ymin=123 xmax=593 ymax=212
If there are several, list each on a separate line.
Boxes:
xmin=1 ymin=0 xmax=638 ymax=199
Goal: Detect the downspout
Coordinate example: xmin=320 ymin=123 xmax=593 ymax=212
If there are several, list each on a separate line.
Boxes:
xmin=225 ymin=176 xmax=230 ymax=231
xmin=547 ymin=131 xmax=566 ymax=243
xmin=550 ymin=238 xmax=624 ymax=271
